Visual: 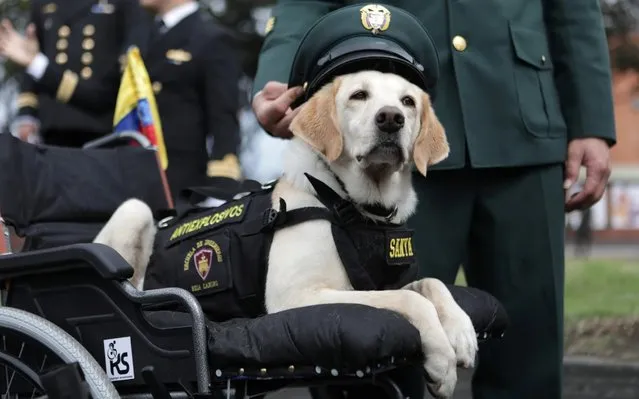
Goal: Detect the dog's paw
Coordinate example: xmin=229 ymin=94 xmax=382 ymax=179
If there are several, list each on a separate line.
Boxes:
xmin=423 ymin=350 xmax=457 ymax=399
xmin=440 ymin=307 xmax=478 ymax=369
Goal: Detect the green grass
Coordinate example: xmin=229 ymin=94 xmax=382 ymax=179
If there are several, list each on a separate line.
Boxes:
xmin=454 ymin=259 xmax=639 ymax=320
xmin=564 ymin=259 xmax=639 ymax=319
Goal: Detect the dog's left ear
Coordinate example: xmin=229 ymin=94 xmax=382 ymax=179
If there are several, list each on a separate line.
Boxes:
xmin=290 ymin=80 xmax=343 ymax=162
xmin=412 ymin=93 xmax=449 ymax=177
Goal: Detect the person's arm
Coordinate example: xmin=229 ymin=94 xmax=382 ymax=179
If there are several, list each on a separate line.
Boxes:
xmin=202 ymin=31 xmax=243 ymax=180
xmin=544 ymin=0 xmax=616 ymax=145
xmin=252 ymin=0 xmax=343 ymax=98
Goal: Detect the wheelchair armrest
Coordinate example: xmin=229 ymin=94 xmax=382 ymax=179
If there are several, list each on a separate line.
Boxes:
xmin=0 ymin=243 xmax=133 ymax=280
xmin=82 ymin=130 xmax=152 ymax=149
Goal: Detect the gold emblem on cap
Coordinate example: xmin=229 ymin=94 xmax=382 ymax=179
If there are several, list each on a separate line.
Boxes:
xmin=58 ymin=25 xmax=70 ymax=37
xmin=264 ymin=17 xmax=275 ymax=35
xmin=360 ymin=4 xmax=391 ymax=34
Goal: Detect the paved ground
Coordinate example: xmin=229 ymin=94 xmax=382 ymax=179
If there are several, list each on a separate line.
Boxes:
xmin=265 ymin=358 xmax=639 ymax=398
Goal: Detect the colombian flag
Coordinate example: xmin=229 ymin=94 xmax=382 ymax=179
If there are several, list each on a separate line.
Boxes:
xmin=113 ymin=46 xmax=168 ymax=170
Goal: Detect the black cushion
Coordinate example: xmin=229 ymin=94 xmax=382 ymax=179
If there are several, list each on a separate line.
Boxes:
xmin=145 ymin=286 xmax=507 ymax=377
xmin=206 ymin=304 xmax=421 ymax=372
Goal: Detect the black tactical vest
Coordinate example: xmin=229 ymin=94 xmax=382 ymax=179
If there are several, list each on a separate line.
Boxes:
xmin=144 ymin=174 xmax=418 ymax=321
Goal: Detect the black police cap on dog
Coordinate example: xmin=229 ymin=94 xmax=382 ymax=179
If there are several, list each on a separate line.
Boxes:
xmin=288 ymin=4 xmax=440 ymax=109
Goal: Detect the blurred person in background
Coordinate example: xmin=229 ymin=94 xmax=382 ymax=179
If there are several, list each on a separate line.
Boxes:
xmin=134 ymin=0 xmax=243 ymax=196
xmin=575 ymin=207 xmax=593 ymax=258
xmin=0 ymin=0 xmax=146 ymax=146
xmin=208 ymin=0 xmax=288 ymax=183
xmin=250 ymin=1 xmax=616 ymax=398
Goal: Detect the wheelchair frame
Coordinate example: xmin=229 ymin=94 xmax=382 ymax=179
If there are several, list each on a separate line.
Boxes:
xmin=0 ymin=132 xmax=424 ymax=399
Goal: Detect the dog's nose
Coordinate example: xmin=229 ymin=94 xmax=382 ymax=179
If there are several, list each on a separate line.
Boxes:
xmin=375 ymin=106 xmax=405 ymax=133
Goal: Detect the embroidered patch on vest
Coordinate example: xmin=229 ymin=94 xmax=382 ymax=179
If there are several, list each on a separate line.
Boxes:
xmin=182 ymin=233 xmax=232 ymax=295
xmin=385 ymin=229 xmax=416 ymax=265
xmin=166 ymin=198 xmax=250 ymax=247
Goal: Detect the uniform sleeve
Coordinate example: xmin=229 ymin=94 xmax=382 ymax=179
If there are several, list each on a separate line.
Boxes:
xmin=544 ymin=0 xmax=616 ymax=145
xmin=202 ymin=32 xmax=243 ymax=180
xmin=251 ymin=0 xmax=343 ymax=98
xmin=35 ymin=65 xmax=118 ymax=112
xmin=16 ymin=74 xmax=39 ymax=119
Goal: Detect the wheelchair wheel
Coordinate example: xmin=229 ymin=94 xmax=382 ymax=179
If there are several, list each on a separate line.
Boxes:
xmin=0 ymin=307 xmax=119 ymax=399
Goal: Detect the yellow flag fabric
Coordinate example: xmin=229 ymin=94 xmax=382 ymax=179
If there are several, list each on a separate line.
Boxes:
xmin=113 ymin=46 xmax=168 ymax=170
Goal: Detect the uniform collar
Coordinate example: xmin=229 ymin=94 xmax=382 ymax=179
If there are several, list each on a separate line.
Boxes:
xmin=157 ymin=1 xmax=199 ymax=30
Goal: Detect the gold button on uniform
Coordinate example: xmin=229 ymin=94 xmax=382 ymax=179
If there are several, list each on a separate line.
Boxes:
xmin=81 ymin=67 xmax=93 ymax=79
xmin=58 ymin=25 xmax=70 ymax=37
xmin=81 ymin=52 xmax=93 ymax=65
xmin=82 ymin=38 xmax=95 ymax=50
xmin=452 ymin=35 xmax=467 ymax=52
xmin=56 ymin=39 xmax=68 ymax=50
xmin=83 ymin=24 xmax=95 ymax=36
xmin=152 ymin=81 xmax=162 ymax=94
xmin=55 ymin=53 xmax=67 ymax=64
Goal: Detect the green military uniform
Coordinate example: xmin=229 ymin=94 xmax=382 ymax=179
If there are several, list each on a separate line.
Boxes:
xmin=253 ymin=2 xmax=616 ymax=398
xmin=16 ymin=0 xmax=147 ymax=147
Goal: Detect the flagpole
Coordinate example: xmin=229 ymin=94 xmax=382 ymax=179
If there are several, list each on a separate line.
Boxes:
xmin=154 ymin=152 xmax=175 ymax=209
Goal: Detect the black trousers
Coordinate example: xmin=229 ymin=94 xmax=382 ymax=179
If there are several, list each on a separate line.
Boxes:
xmin=408 ymin=164 xmax=565 ymax=399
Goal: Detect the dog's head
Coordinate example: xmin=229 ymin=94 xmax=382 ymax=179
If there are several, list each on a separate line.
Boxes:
xmin=290 ymin=70 xmax=449 ymax=178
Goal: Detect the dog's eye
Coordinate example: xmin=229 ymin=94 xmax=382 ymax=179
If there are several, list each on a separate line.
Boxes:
xmin=349 ymin=90 xmax=368 ymax=101
xmin=401 ymin=96 xmax=416 ymax=107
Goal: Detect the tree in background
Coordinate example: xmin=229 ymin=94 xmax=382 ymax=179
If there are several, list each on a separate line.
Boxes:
xmin=602 ymin=0 xmax=639 ymax=41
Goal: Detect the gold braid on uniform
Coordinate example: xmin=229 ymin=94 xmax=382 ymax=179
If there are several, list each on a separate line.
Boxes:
xmin=207 ymin=154 xmax=242 ymax=180
xmin=17 ymin=93 xmax=38 ymax=109
xmin=56 ymin=70 xmax=80 ymax=103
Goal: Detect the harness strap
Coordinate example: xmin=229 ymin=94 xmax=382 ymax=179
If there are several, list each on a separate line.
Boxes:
xmin=304 ymin=174 xmax=360 ymax=225
xmin=182 ymin=179 xmax=264 ymax=203
xmin=241 ymin=198 xmax=336 ymax=236
xmin=304 ymin=173 xmax=398 ymax=222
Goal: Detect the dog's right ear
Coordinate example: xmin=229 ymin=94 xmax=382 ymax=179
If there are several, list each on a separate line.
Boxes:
xmin=412 ymin=92 xmax=449 ymax=177
xmin=290 ymin=79 xmax=343 ymax=162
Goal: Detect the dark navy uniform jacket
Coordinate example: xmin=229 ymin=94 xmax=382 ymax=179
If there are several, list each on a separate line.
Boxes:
xmin=132 ymin=7 xmax=242 ymax=195
xmin=16 ymin=0 xmax=145 ymax=147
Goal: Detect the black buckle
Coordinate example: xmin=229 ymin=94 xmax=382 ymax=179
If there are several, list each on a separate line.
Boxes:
xmin=333 ymin=201 xmax=358 ymax=224
xmin=261 ymin=198 xmax=288 ymax=230
xmin=262 ymin=208 xmax=279 ymax=227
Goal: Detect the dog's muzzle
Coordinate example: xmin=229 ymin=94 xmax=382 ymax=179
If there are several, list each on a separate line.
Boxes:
xmin=365 ymin=139 xmax=404 ymax=166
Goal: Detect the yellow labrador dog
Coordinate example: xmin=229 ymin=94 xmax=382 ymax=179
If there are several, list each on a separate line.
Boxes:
xmin=94 ymin=70 xmax=477 ymax=398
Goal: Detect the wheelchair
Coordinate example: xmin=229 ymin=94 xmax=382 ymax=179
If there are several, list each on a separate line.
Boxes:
xmin=0 ymin=132 xmax=508 ymax=399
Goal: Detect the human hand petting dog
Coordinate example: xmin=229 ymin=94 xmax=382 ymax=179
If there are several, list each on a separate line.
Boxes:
xmin=0 ymin=19 xmax=39 ymax=68
xmin=564 ymin=137 xmax=611 ymax=212
xmin=252 ymin=81 xmax=304 ymax=138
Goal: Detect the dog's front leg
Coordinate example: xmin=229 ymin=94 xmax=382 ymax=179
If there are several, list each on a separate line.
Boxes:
xmin=267 ymin=220 xmax=457 ymax=397
xmin=403 ymin=279 xmax=478 ymax=369
xmin=296 ymin=288 xmax=458 ymax=398
xmin=93 ymin=199 xmax=156 ymax=290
